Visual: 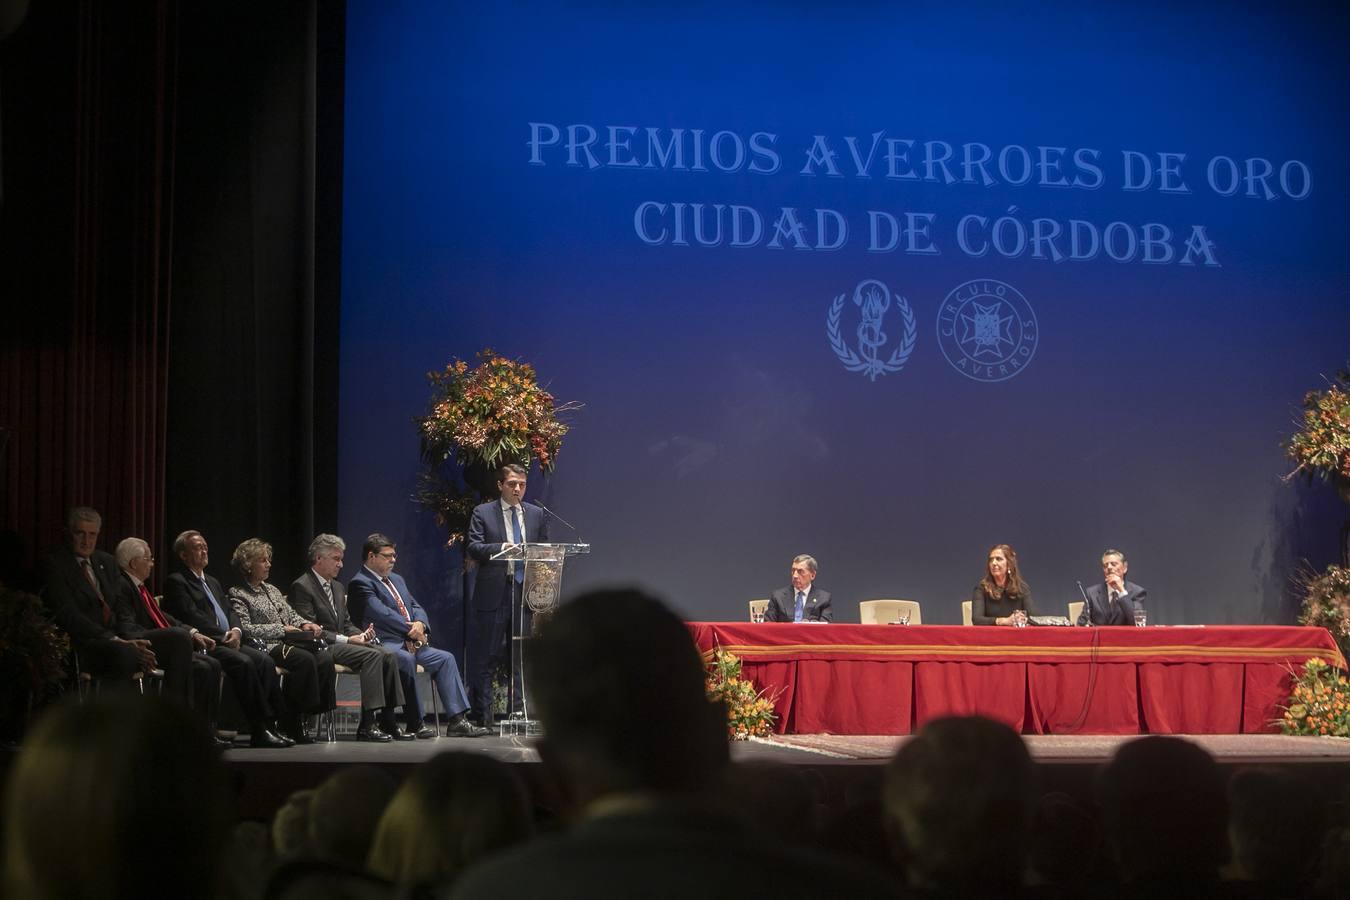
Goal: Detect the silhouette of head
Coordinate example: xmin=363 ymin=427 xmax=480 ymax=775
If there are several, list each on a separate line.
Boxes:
xmin=526 ymin=587 xmax=728 ymax=803
xmin=1098 ymin=736 xmax=1228 ymax=881
xmin=883 ymin=715 xmax=1036 ymax=892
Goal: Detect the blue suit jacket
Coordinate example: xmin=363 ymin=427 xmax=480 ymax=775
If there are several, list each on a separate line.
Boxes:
xmin=347 ymin=567 xmax=429 ymax=646
xmin=466 ymin=500 xmax=550 ymax=611
xmin=1076 ymin=580 xmax=1148 ymax=626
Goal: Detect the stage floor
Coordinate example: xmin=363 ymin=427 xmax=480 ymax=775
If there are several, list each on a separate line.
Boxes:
xmin=220 ymin=731 xmax=1350 ymax=819
xmin=222 ymin=731 xmax=1350 ymax=765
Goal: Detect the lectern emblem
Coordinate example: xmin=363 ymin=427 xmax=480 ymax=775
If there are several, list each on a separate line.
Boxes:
xmin=936 ymin=279 xmax=1038 ymax=382
xmin=826 ymin=279 xmax=917 ymax=381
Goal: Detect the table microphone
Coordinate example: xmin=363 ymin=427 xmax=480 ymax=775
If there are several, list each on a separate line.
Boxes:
xmin=1077 ymin=581 xmax=1092 ymax=626
xmin=531 ymin=500 xmax=582 ymax=543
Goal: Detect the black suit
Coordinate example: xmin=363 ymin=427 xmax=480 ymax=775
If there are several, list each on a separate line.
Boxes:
xmin=163 ymin=569 xmax=280 ymax=724
xmin=289 ymin=569 xmax=404 ymax=712
xmin=1077 ymin=580 xmax=1148 ymax=627
xmin=765 ymin=585 xmax=832 ymax=623
xmin=41 ymin=546 xmax=150 ymax=681
xmin=114 ymin=570 xmax=222 ymax=723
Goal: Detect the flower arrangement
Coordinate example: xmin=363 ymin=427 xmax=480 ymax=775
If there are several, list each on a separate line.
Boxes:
xmin=1284 ymin=370 xmax=1350 ymax=492
xmin=1280 ymin=657 xmax=1350 ymax=737
xmin=1296 ymin=564 xmax=1350 ymax=664
xmin=0 ymin=589 xmax=69 ymax=687
xmin=414 ymin=349 xmax=579 ymax=543
xmin=705 ymin=648 xmax=778 ymax=740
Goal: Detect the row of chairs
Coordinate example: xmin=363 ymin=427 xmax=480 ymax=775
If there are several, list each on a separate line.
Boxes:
xmin=747 ymin=598 xmax=1086 ymax=625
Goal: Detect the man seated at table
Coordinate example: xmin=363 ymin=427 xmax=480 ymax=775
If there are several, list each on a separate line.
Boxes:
xmin=1076 ymin=548 xmax=1148 ymax=626
xmin=765 ymin=555 xmax=832 ymax=623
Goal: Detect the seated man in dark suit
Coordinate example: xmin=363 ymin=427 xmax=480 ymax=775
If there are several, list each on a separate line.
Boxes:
xmin=765 ymin=554 xmax=833 ymax=622
xmin=161 ymin=529 xmax=291 ymax=748
xmin=289 ymin=533 xmax=410 ymax=742
xmin=1076 ymin=548 xmax=1148 ymax=626
xmin=450 ymin=588 xmax=900 ymax=900
xmin=347 ymin=533 xmax=488 ymax=738
xmin=40 ymin=506 xmax=171 ymax=687
xmin=113 ymin=536 xmax=227 ymax=746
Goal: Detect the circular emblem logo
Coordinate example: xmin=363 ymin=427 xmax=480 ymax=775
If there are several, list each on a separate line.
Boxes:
xmin=935 ymin=279 xmax=1038 ymax=382
xmin=825 ymin=279 xmax=917 ymax=382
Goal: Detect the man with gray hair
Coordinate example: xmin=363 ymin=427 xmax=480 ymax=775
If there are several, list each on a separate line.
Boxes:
xmin=289 ymin=533 xmax=410 ymax=742
xmin=41 ymin=507 xmax=163 ymax=683
xmin=765 ymin=554 xmax=833 ymax=622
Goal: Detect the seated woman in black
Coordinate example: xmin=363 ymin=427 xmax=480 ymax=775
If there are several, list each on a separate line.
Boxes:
xmin=971 ymin=543 xmax=1034 ymax=626
xmin=227 ymin=538 xmax=335 ymax=744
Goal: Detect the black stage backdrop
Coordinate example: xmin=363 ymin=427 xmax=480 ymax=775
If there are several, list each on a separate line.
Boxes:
xmin=0 ymin=2 xmax=345 ymax=594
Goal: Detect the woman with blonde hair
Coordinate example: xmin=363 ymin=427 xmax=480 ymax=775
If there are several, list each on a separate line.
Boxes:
xmin=227 ymin=537 xmax=335 ymax=743
xmin=368 ymin=751 xmax=531 ymax=894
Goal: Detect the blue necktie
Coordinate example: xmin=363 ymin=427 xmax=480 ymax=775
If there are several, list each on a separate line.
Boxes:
xmin=511 ymin=506 xmax=525 ymax=585
xmin=200 ymin=576 xmax=230 ymax=632
xmin=793 ymin=591 xmax=806 ymax=622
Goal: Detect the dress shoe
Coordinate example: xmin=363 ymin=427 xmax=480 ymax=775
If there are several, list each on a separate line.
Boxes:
xmin=356 ymin=725 xmax=393 ymax=743
xmin=249 ymin=729 xmax=292 ymax=749
xmin=412 ymin=723 xmax=438 ymax=740
xmin=445 ymin=714 xmax=491 ymax=738
xmin=282 ymin=718 xmax=316 ymax=745
xmin=381 ymin=724 xmax=417 ymax=741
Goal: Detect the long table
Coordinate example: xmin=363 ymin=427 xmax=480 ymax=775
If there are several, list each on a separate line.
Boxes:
xmin=688 ymin=623 xmax=1345 ymax=735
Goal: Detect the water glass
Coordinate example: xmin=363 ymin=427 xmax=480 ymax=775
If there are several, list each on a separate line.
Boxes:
xmin=751 ymin=609 xmax=765 ymax=624
xmin=1133 ymin=608 xmax=1147 ymax=627
xmin=897 ymin=612 xmax=910 ymax=626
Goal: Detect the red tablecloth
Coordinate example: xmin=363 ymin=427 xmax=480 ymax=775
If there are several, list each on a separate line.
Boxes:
xmin=689 ymin=623 xmax=1344 ymax=735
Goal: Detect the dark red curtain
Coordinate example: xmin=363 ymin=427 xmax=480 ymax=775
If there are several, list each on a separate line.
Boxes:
xmin=0 ymin=2 xmax=175 ymax=582
xmin=0 ymin=2 xmax=343 ymax=590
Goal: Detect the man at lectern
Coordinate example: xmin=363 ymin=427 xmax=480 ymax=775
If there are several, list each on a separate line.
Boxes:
xmin=466 ymin=463 xmax=551 ymax=725
xmin=1076 ymin=548 xmax=1148 ymax=626
xmin=765 ymin=554 xmax=833 ymax=623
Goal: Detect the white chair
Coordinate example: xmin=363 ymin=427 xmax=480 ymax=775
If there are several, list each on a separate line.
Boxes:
xmin=859 ymin=599 xmax=921 ymax=625
xmin=1068 ymin=601 xmax=1084 ymax=624
xmin=961 ymin=600 xmax=973 ymax=626
xmin=748 ymin=598 xmax=770 ymax=622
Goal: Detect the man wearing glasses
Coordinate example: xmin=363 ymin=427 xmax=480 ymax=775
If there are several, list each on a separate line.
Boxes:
xmin=347 ymin=533 xmax=489 ymax=738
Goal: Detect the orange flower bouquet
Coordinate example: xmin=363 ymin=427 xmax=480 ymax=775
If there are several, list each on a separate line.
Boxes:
xmin=415 ymin=349 xmax=580 ymax=543
xmin=705 ymin=648 xmax=778 ymax=740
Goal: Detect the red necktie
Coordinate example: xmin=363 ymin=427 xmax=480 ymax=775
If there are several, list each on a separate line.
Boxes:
xmin=140 ymin=583 xmax=171 ymax=630
xmin=382 ymin=577 xmax=411 ymax=621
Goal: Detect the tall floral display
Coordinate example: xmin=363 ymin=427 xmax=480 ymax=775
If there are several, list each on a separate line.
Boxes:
xmin=415 ymin=350 xmax=578 ymax=543
xmin=1282 ymin=370 xmax=1350 ymax=727
xmin=1285 ymin=370 xmax=1350 ymax=502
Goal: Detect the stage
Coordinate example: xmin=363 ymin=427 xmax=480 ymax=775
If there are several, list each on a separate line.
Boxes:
xmin=221 ymin=730 xmax=1350 ymax=822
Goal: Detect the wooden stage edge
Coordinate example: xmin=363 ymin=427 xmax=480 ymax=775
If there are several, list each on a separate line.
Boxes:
xmin=219 ymin=732 xmax=1350 ymax=821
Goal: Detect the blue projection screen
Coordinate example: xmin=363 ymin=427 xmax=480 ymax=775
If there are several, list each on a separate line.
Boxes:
xmin=339 ymin=2 xmax=1350 ymax=625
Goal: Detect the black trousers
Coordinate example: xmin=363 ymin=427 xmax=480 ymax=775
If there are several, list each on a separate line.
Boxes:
xmin=189 ymin=651 xmax=223 ymax=725
xmin=138 ymin=627 xmax=193 ymax=703
xmin=269 ymin=643 xmax=336 ymax=715
xmin=209 ymin=643 xmax=278 ymax=724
